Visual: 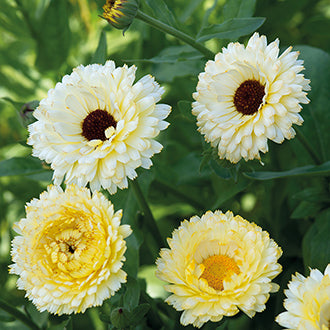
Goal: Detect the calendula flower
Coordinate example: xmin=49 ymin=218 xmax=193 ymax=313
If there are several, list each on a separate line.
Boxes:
xmin=9 ymin=185 xmax=132 ymax=315
xmin=156 ymin=210 xmax=282 ymax=328
xmin=276 ymin=265 xmax=330 ymax=330
xmin=192 ymin=32 xmax=310 ymax=163
xmin=28 ymin=61 xmax=171 ymax=193
xmin=102 ymin=0 xmax=139 ymax=30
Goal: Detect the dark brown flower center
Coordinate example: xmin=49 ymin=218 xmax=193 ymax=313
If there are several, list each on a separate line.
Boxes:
xmin=81 ymin=109 xmax=117 ymax=141
xmin=68 ymin=245 xmax=75 ymax=253
xmin=233 ymin=79 xmax=265 ymax=116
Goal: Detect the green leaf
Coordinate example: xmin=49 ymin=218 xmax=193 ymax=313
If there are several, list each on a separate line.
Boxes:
xmin=291 ymin=201 xmax=323 ymax=219
xmin=110 ymin=307 xmax=131 ymax=329
xmin=177 ymin=100 xmax=195 ymax=122
xmin=129 ymin=303 xmax=150 ymax=326
xmin=293 ymin=187 xmax=330 ymax=203
xmin=179 ymin=0 xmax=204 ymax=23
xmin=123 ymin=277 xmax=140 ymax=311
xmin=0 ymin=156 xmax=47 ymax=177
xmin=211 ymin=175 xmax=251 ymax=209
xmin=91 ymin=30 xmax=107 ymax=64
xmin=35 ymin=0 xmax=71 ymax=71
xmin=210 ymin=160 xmax=232 ymax=180
xmin=0 ymin=315 xmax=15 ymax=323
xmin=198 ymin=0 xmax=219 ymax=34
xmin=223 ymin=0 xmax=256 ymax=20
xmin=295 ymin=46 xmax=330 ymax=162
xmin=302 ymin=209 xmax=330 ymax=270
xmin=196 ymin=17 xmax=265 ymax=42
xmin=130 ymin=46 xmax=203 ymax=63
xmin=144 ymin=0 xmax=179 ymax=29
xmin=244 ymin=161 xmax=330 ymax=180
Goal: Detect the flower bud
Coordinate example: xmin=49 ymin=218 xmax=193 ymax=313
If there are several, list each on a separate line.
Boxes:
xmin=102 ymin=0 xmax=139 ymax=31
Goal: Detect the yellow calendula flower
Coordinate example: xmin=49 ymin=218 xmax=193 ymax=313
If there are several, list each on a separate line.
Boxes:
xmin=102 ymin=0 xmax=139 ymax=30
xmin=192 ymin=32 xmax=310 ymax=163
xmin=156 ymin=210 xmax=282 ymax=328
xmin=276 ymin=264 xmax=330 ymax=330
xmin=9 ymin=185 xmax=132 ymax=315
xmin=27 ymin=61 xmax=171 ymax=194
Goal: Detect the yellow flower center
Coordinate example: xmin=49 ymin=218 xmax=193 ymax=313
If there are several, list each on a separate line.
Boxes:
xmin=200 ymin=255 xmax=240 ymax=291
xmin=38 ymin=208 xmax=107 ymax=280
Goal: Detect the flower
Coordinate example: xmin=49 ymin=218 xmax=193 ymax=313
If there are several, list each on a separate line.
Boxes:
xmin=27 ymin=61 xmax=171 ymax=193
xmin=156 ymin=210 xmax=282 ymax=328
xmin=102 ymin=0 xmax=139 ymax=30
xmin=276 ymin=264 xmax=330 ymax=330
xmin=192 ymin=32 xmax=310 ymax=163
xmin=9 ymin=184 xmax=132 ymax=315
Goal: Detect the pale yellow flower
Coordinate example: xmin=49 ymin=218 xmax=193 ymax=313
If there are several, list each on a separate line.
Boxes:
xmin=192 ymin=32 xmax=310 ymax=163
xmin=156 ymin=210 xmax=282 ymax=328
xmin=276 ymin=264 xmax=330 ymax=330
xmin=28 ymin=61 xmax=171 ymax=193
xmin=10 ymin=184 xmax=131 ymax=315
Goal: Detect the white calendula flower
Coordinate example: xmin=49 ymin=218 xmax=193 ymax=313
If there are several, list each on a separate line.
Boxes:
xmin=276 ymin=265 xmax=330 ymax=330
xmin=192 ymin=32 xmax=310 ymax=163
xmin=10 ymin=184 xmax=132 ymax=315
xmin=156 ymin=210 xmax=282 ymax=328
xmin=28 ymin=61 xmax=171 ymax=193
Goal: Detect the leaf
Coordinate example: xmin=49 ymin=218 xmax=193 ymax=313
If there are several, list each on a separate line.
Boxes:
xmin=144 ymin=0 xmax=179 ymax=29
xmin=177 ymin=100 xmax=195 ymax=122
xmin=302 ymin=209 xmax=330 ymax=270
xmin=129 ymin=304 xmax=150 ymax=326
xmin=91 ymin=30 xmax=107 ymax=64
xmin=0 ymin=315 xmax=15 ymax=323
xmin=123 ymin=277 xmax=140 ymax=311
xmin=179 ymin=0 xmax=204 ymax=23
xmin=211 ymin=175 xmax=251 ymax=209
xmin=197 ymin=17 xmax=265 ymax=42
xmin=291 ymin=201 xmax=323 ymax=219
xmin=0 ymin=156 xmax=47 ymax=177
xmin=293 ymin=187 xmax=330 ymax=203
xmin=223 ymin=0 xmax=256 ymax=20
xmin=295 ymin=46 xmax=330 ymax=162
xmin=129 ymin=46 xmax=203 ymax=63
xmin=198 ymin=0 xmax=219 ymax=35
xmin=210 ymin=160 xmax=232 ymax=180
xmin=35 ymin=0 xmax=71 ymax=71
xmin=244 ymin=161 xmax=330 ymax=180
xmin=110 ymin=307 xmax=131 ymax=329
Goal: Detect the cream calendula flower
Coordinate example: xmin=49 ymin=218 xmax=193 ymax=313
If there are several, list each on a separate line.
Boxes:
xmin=156 ymin=210 xmax=282 ymax=328
xmin=192 ymin=32 xmax=310 ymax=163
xmin=9 ymin=184 xmax=132 ymax=315
xmin=276 ymin=264 xmax=330 ymax=330
xmin=28 ymin=61 xmax=171 ymax=193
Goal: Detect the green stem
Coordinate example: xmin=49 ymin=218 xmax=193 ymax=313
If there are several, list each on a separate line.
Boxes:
xmin=0 ymin=299 xmax=40 ymax=330
xmin=130 ymin=180 xmax=165 ymax=248
xmin=140 ymin=291 xmax=163 ymax=329
xmin=154 ymin=180 xmax=204 ymax=210
xmin=135 ymin=10 xmax=215 ymax=59
xmin=296 ymin=129 xmax=322 ymax=165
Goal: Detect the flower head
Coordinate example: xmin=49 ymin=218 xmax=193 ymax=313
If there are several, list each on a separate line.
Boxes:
xmin=156 ymin=210 xmax=282 ymax=328
xmin=10 ymin=184 xmax=132 ymax=315
xmin=28 ymin=61 xmax=171 ymax=193
xmin=102 ymin=0 xmax=139 ymax=30
xmin=192 ymin=32 xmax=310 ymax=163
xmin=276 ymin=265 xmax=330 ymax=330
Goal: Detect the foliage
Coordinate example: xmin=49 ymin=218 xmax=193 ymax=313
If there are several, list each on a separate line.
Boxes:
xmin=0 ymin=0 xmax=329 ymax=329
